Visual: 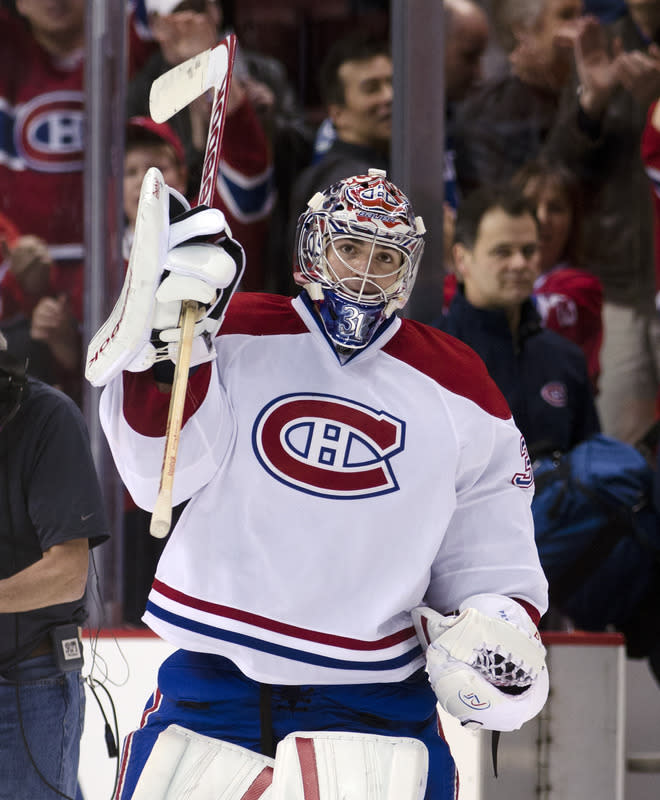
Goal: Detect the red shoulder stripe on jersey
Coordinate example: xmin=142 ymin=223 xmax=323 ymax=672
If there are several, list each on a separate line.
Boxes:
xmin=221 ymin=292 xmax=309 ymax=336
xmin=384 ymin=319 xmax=512 ymax=420
xmin=123 ymin=364 xmax=212 ymax=437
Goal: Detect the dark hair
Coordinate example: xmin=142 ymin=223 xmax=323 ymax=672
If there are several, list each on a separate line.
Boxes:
xmin=511 ymin=159 xmax=585 ymax=266
xmin=318 ymin=33 xmax=390 ymax=107
xmin=454 ymin=185 xmax=538 ymax=248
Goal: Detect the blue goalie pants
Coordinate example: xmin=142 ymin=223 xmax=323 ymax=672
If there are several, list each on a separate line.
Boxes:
xmin=114 ymin=649 xmax=457 ymax=799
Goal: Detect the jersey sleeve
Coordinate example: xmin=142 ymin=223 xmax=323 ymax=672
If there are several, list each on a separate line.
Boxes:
xmin=534 ymin=268 xmax=604 ymax=391
xmin=98 ymin=361 xmax=235 ymax=510
xmin=426 ymin=411 xmax=548 ymax=618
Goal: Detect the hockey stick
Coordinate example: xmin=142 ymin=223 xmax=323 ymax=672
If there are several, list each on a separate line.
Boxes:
xmin=148 ymin=34 xmax=237 ymax=538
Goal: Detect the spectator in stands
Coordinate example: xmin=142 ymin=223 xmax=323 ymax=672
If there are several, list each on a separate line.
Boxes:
xmin=0 ymin=233 xmax=82 ymax=404
xmin=543 ymin=4 xmax=660 ymax=444
xmin=511 ymin=159 xmax=604 ymax=394
xmin=123 ymin=116 xmax=189 ymax=261
xmin=444 ymin=0 xmax=491 ymax=108
xmin=131 ymin=0 xmax=275 ymax=291
xmin=443 ymin=0 xmax=490 ymax=271
xmin=295 ymin=4 xmax=489 ymax=276
xmin=435 ymin=184 xmax=600 ymax=457
xmin=642 ymin=95 xmax=660 ymax=317
xmin=0 ymin=213 xmax=21 ymax=283
xmin=0 ymin=1 xmax=88 ymax=335
xmin=0 ymin=1 xmax=155 ymax=302
xmin=453 ymin=0 xmax=584 ymax=194
xmin=584 ymin=0 xmax=627 ymax=21
xmin=232 ymin=24 xmax=314 ymax=296
xmin=641 ymin=93 xmax=660 ymax=422
xmin=0 ymin=1 xmax=154 ymax=406
xmin=288 ymin=32 xmax=392 ymax=232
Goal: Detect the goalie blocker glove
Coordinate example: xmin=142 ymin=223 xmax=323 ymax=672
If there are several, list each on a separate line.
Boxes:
xmin=412 ymin=594 xmax=549 ymax=731
xmin=86 ymin=167 xmax=245 ymax=387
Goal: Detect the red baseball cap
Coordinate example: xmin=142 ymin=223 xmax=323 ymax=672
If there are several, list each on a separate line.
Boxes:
xmin=126 ymin=116 xmax=186 ymax=166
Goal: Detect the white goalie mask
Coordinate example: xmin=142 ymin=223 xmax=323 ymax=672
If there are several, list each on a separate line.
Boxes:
xmin=293 ymin=169 xmax=425 ymax=349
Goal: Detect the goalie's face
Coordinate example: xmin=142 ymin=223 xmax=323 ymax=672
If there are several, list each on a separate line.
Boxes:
xmin=324 ymin=236 xmax=405 ymax=301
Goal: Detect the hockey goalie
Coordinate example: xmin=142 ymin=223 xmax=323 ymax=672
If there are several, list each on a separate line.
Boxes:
xmin=86 ymin=167 xmax=549 ymax=799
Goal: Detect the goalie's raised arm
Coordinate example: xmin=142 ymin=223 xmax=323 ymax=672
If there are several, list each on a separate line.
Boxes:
xmin=85 ymin=167 xmax=244 ymax=387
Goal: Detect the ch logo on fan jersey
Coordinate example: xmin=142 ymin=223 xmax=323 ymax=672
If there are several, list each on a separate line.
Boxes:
xmin=541 ymin=381 xmax=568 ymax=408
xmin=11 ymin=91 xmax=84 ymax=172
xmin=512 ymin=436 xmax=534 ymax=489
xmin=252 ymin=393 xmax=405 ymax=498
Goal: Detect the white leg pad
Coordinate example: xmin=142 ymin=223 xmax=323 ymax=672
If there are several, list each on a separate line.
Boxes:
xmin=131 ymin=724 xmax=275 ymax=800
xmin=270 ymin=731 xmax=428 ymax=800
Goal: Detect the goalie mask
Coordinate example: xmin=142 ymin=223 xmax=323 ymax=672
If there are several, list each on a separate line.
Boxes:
xmin=294 ymin=169 xmax=425 ymax=349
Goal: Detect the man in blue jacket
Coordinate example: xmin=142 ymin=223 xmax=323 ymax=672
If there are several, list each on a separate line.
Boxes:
xmin=435 ymin=185 xmax=600 ymax=458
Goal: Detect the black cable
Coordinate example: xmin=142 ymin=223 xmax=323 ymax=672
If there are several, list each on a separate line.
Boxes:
xmin=84 ymin=548 xmax=122 ymax=800
xmin=86 ymin=676 xmax=120 ymax=795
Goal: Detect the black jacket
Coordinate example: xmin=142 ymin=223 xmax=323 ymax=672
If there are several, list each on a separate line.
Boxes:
xmin=435 ymin=290 xmax=600 ymax=456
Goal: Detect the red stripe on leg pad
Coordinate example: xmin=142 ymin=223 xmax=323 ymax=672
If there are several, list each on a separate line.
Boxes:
xmin=242 ymin=766 xmax=274 ymax=800
xmin=295 ymin=737 xmax=321 ymax=800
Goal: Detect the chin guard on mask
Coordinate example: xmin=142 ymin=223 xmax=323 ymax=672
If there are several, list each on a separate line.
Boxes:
xmin=0 ymin=351 xmax=27 ymax=430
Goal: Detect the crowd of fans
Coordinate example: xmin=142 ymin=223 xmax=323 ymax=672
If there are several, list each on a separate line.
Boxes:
xmin=1 ymin=0 xmax=659 ymax=625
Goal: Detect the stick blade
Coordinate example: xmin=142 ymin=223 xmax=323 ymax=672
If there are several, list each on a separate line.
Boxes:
xmin=149 ymin=38 xmax=232 ymax=123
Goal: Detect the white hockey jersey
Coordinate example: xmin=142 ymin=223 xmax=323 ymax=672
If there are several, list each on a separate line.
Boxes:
xmin=100 ymin=292 xmax=548 ymax=685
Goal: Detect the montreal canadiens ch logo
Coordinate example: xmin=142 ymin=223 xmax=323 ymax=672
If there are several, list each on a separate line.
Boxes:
xmin=541 ymin=381 xmax=568 ymax=408
xmin=15 ymin=91 xmax=84 ymax=172
xmin=252 ymin=393 xmax=405 ymax=499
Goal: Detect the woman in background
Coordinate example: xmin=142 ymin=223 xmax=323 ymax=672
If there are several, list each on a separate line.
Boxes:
xmin=512 ymin=160 xmax=604 ymax=394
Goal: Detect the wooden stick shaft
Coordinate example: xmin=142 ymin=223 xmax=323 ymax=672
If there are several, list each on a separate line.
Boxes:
xmin=147 ymin=35 xmax=237 ymax=539
xmin=149 ymin=301 xmax=198 ymax=538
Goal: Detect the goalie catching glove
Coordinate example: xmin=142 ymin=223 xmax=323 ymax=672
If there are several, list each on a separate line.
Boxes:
xmin=412 ymin=594 xmax=548 ymax=731
xmin=86 ymin=167 xmax=244 ymax=387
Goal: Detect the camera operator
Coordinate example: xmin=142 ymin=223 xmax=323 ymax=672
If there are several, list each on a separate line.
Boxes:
xmin=0 ymin=331 xmax=109 ymax=800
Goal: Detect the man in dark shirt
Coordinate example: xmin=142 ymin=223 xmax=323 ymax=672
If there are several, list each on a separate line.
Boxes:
xmin=0 ymin=331 xmax=109 ymax=800
xmin=435 ymin=185 xmax=600 ymax=456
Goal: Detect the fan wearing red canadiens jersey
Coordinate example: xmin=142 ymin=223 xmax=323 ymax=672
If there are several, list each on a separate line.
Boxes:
xmin=86 ymin=168 xmax=549 ymax=800
xmin=0 ymin=2 xmax=155 ymax=310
